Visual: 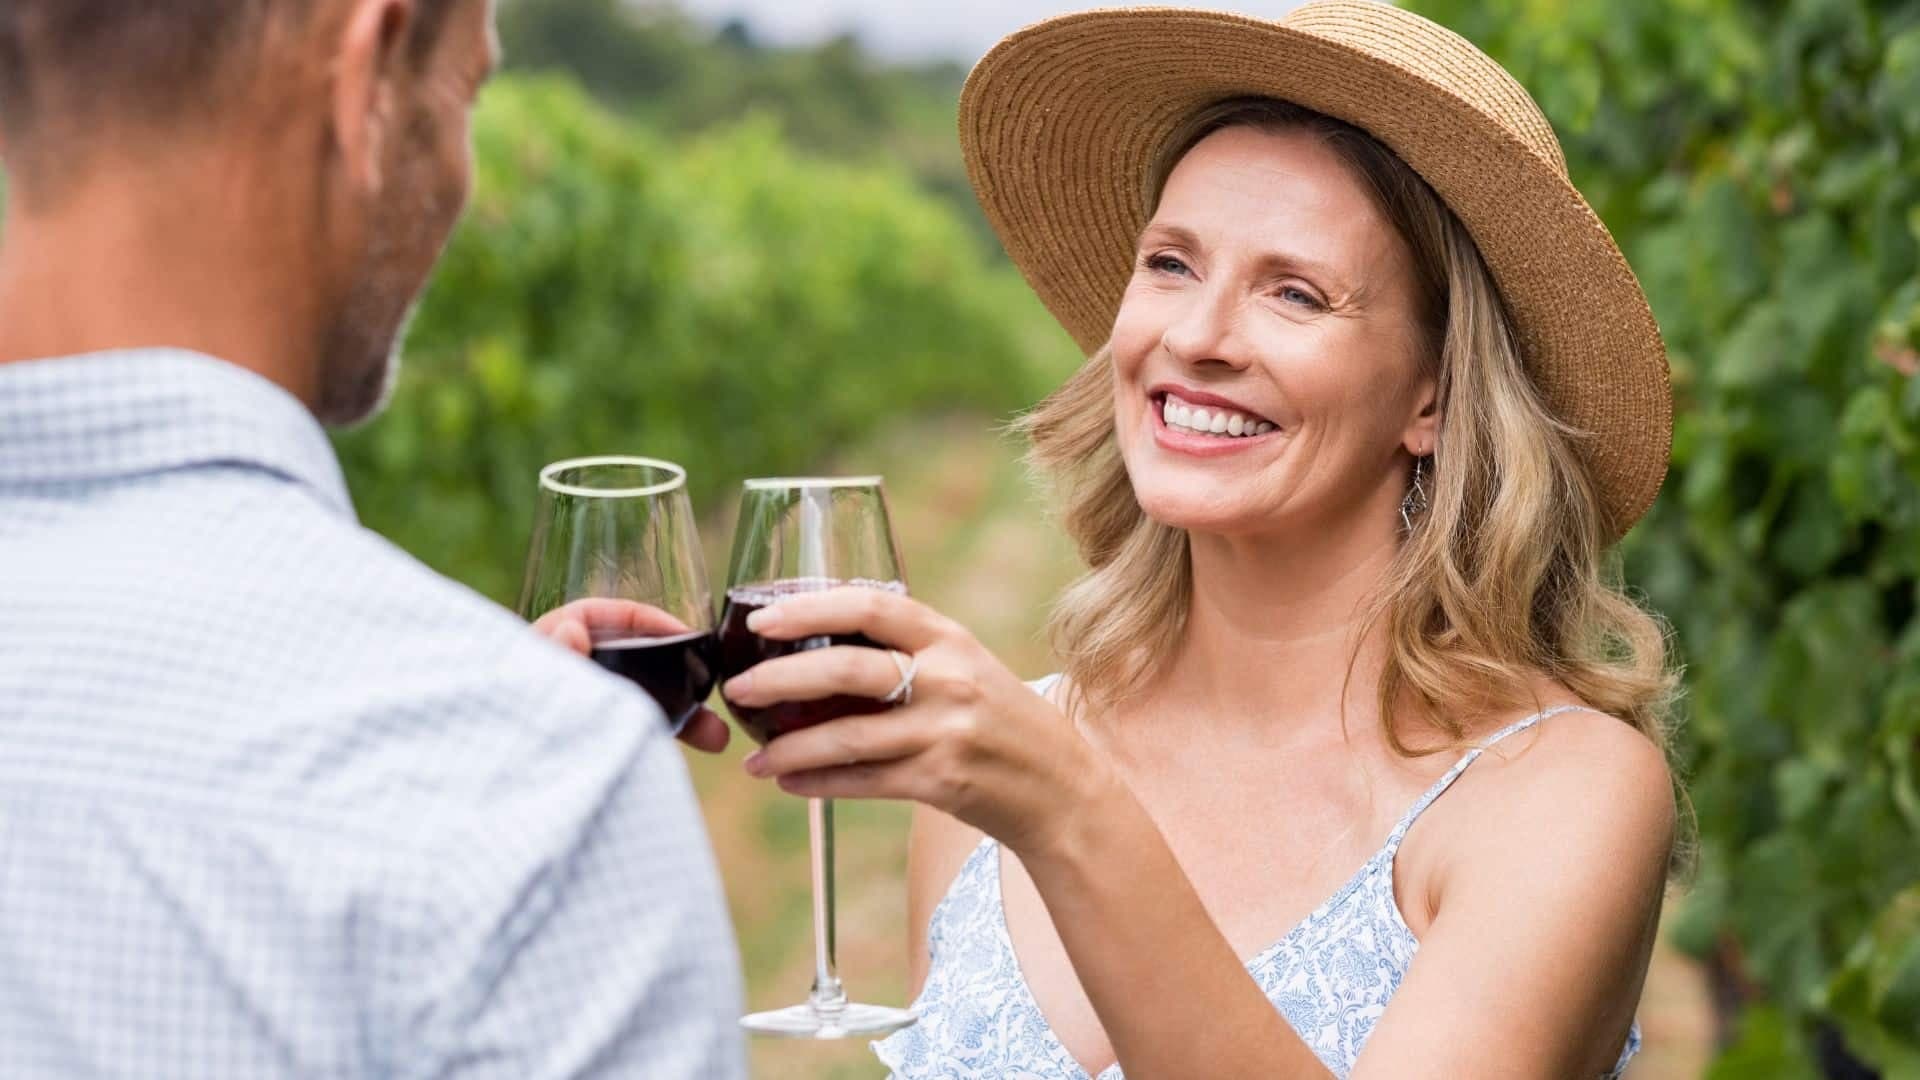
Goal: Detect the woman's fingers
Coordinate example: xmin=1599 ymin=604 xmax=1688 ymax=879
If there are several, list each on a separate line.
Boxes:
xmin=772 ymin=759 xmax=926 ymax=802
xmin=744 ymin=708 xmax=931 ymax=777
xmin=745 ymin=586 xmax=947 ymax=652
xmin=723 ymin=644 xmax=904 ymax=708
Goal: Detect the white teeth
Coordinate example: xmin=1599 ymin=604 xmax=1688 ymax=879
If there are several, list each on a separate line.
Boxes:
xmin=1159 ymin=395 xmax=1275 ymax=439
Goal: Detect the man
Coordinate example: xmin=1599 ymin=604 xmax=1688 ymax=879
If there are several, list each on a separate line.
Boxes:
xmin=0 ymin=1 xmax=745 ymax=1075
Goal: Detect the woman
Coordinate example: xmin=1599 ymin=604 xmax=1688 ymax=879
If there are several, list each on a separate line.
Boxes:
xmin=723 ymin=2 xmax=1680 ymax=1076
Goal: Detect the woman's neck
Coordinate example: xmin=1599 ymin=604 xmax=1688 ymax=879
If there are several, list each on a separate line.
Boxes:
xmin=1147 ymin=518 xmax=1405 ymax=746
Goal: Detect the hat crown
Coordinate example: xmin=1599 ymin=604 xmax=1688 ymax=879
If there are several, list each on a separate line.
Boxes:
xmin=1281 ymin=0 xmax=1568 ymax=178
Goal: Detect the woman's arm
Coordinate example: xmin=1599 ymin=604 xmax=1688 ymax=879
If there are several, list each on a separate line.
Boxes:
xmin=1019 ymin=712 xmax=1670 ymax=1079
xmin=729 ymin=587 xmax=1330 ymax=1078
xmin=1347 ymin=714 xmax=1673 ymax=1078
xmin=1017 ymin=774 xmax=1337 ymax=1078
xmin=729 ymin=588 xmax=1671 ymax=1077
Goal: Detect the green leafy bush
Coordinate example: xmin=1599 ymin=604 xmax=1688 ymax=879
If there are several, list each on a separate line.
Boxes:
xmin=334 ymin=76 xmax=1070 ymax=602
xmin=1409 ymin=0 xmax=1920 ymax=1070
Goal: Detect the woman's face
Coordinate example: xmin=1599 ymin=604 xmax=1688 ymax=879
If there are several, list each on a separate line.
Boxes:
xmin=1111 ymin=124 xmax=1438 ymax=541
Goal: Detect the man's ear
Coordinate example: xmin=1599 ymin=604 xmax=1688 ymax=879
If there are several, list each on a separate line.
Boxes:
xmin=330 ymin=0 xmax=415 ymax=193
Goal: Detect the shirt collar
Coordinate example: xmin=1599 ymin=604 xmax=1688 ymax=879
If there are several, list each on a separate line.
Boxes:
xmin=0 ymin=348 xmax=355 ymax=520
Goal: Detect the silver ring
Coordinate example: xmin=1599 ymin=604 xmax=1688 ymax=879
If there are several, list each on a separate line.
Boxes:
xmin=883 ymin=649 xmax=918 ymax=707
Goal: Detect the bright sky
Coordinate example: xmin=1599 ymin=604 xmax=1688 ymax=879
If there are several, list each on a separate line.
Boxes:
xmin=673 ymin=0 xmax=1307 ymax=62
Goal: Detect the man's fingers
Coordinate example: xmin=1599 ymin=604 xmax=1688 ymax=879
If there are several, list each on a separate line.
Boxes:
xmin=675 ymin=708 xmax=731 ymax=754
xmin=559 ymin=598 xmax=692 ymax=638
xmin=532 ymin=598 xmax=695 ymax=657
xmin=541 ymin=616 xmax=593 ymax=656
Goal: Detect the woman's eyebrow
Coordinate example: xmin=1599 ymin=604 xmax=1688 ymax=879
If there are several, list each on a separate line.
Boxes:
xmin=1136 ymin=223 xmax=1203 ymax=252
xmin=1249 ymin=249 xmax=1346 ymax=289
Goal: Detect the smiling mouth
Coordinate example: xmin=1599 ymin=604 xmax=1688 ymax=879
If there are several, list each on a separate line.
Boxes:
xmin=1154 ymin=392 xmax=1277 ymax=439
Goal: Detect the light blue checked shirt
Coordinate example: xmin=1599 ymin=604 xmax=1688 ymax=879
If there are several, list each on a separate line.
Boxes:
xmin=0 ymin=349 xmax=746 ymax=1079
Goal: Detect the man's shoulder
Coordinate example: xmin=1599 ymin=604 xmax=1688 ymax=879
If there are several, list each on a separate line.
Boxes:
xmin=251 ymin=496 xmax=639 ymax=716
xmin=17 ymin=465 xmax=650 ymax=726
xmin=178 ymin=481 xmax=672 ymax=824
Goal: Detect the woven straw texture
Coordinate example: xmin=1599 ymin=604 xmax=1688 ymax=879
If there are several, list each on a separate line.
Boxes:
xmin=960 ymin=0 xmax=1672 ymax=538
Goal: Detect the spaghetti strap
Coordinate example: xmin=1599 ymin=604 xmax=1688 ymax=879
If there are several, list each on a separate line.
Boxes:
xmin=1382 ymin=704 xmax=1599 ymax=858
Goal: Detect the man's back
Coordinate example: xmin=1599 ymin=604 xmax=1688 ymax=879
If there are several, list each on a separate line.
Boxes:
xmin=0 ymin=350 xmax=745 ymax=1078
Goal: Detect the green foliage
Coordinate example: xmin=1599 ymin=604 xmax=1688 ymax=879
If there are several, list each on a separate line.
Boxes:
xmin=332 ymin=76 xmax=1070 ymax=602
xmin=496 ymin=0 xmax=986 ymax=244
xmin=1410 ymin=0 xmax=1920 ymax=1069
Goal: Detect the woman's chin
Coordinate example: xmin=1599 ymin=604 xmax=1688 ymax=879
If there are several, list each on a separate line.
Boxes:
xmin=1134 ymin=490 xmax=1261 ymax=536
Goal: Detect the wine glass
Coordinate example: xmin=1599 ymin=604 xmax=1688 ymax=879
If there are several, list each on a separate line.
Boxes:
xmin=519 ymin=456 xmax=716 ymax=734
xmin=716 ymin=476 xmax=916 ymax=1039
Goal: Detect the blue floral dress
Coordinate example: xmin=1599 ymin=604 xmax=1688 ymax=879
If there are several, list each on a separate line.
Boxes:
xmin=873 ymin=677 xmax=1642 ymax=1079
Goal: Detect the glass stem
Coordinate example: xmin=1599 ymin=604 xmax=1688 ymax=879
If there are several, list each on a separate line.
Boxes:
xmin=807 ymin=797 xmax=846 ymax=1016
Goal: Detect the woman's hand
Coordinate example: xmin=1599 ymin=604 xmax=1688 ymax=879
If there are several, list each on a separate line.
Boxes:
xmin=722 ymin=586 xmax=1122 ymax=858
xmin=533 ymin=598 xmax=731 ymax=753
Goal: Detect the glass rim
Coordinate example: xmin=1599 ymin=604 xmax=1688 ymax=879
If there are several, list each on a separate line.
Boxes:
xmin=741 ymin=475 xmax=884 ymax=491
xmin=538 ymin=456 xmax=688 ymax=499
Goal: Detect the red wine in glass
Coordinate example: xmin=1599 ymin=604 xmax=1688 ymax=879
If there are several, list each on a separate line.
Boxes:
xmin=724 ymin=476 xmax=915 ymax=1040
xmin=716 ymin=578 xmax=905 ymax=745
xmin=590 ymin=628 xmax=717 ymax=735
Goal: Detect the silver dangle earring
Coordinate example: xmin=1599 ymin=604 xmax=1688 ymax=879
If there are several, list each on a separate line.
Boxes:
xmin=1400 ymin=455 xmax=1431 ymax=534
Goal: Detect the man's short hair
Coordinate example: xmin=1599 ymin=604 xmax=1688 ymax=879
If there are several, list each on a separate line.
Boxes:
xmin=0 ymin=0 xmax=455 ymax=150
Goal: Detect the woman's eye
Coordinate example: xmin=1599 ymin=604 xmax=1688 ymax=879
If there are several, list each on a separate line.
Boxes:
xmin=1279 ymin=286 xmax=1322 ymax=308
xmin=1146 ymin=254 xmax=1191 ymax=276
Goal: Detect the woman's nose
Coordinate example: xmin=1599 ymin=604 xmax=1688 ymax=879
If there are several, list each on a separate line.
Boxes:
xmin=1160 ymin=283 xmax=1254 ymax=371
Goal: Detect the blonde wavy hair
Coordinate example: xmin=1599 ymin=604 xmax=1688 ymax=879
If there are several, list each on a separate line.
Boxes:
xmin=1020 ymin=98 xmax=1678 ymax=765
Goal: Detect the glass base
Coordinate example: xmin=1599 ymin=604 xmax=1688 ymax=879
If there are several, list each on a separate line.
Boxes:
xmin=740 ymin=1001 xmax=917 ymax=1039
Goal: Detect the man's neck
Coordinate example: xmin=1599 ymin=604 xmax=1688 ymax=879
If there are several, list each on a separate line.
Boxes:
xmin=0 ymin=157 xmax=328 ymax=408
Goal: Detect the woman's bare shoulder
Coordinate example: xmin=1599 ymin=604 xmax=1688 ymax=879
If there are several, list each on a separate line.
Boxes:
xmin=1438 ymin=696 xmax=1676 ymax=888
xmin=1386 ymin=690 xmax=1675 ymax=934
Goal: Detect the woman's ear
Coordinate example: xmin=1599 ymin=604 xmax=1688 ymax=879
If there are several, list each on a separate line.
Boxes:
xmin=1403 ymin=377 xmax=1439 ymax=457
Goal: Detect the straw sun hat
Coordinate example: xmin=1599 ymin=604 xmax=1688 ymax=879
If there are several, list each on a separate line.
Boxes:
xmin=961 ymin=0 xmax=1672 ymax=538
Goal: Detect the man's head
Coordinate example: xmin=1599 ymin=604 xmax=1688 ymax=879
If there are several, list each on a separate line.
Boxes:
xmin=0 ymin=0 xmax=498 ymax=425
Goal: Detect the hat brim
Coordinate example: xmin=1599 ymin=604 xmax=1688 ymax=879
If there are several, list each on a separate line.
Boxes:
xmin=960 ymin=6 xmax=1671 ymax=539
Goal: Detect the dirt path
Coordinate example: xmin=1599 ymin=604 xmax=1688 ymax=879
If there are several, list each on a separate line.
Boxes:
xmin=687 ymin=419 xmax=1713 ymax=1078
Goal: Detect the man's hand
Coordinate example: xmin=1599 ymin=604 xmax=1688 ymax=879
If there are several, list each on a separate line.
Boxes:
xmin=533 ymin=598 xmax=732 ymax=753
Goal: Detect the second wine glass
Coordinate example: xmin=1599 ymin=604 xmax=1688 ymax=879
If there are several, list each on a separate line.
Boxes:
xmin=717 ymin=476 xmax=916 ymax=1040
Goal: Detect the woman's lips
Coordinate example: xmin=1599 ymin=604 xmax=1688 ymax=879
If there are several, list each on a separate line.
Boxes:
xmin=1150 ymin=392 xmax=1280 ymax=455
xmin=1156 ymin=391 xmax=1276 ymax=436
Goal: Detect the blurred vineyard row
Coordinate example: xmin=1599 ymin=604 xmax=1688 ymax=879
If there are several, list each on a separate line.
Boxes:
xmin=1403 ymin=0 xmax=1920 ymax=1072
xmin=337 ymin=74 xmax=1074 ymax=602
